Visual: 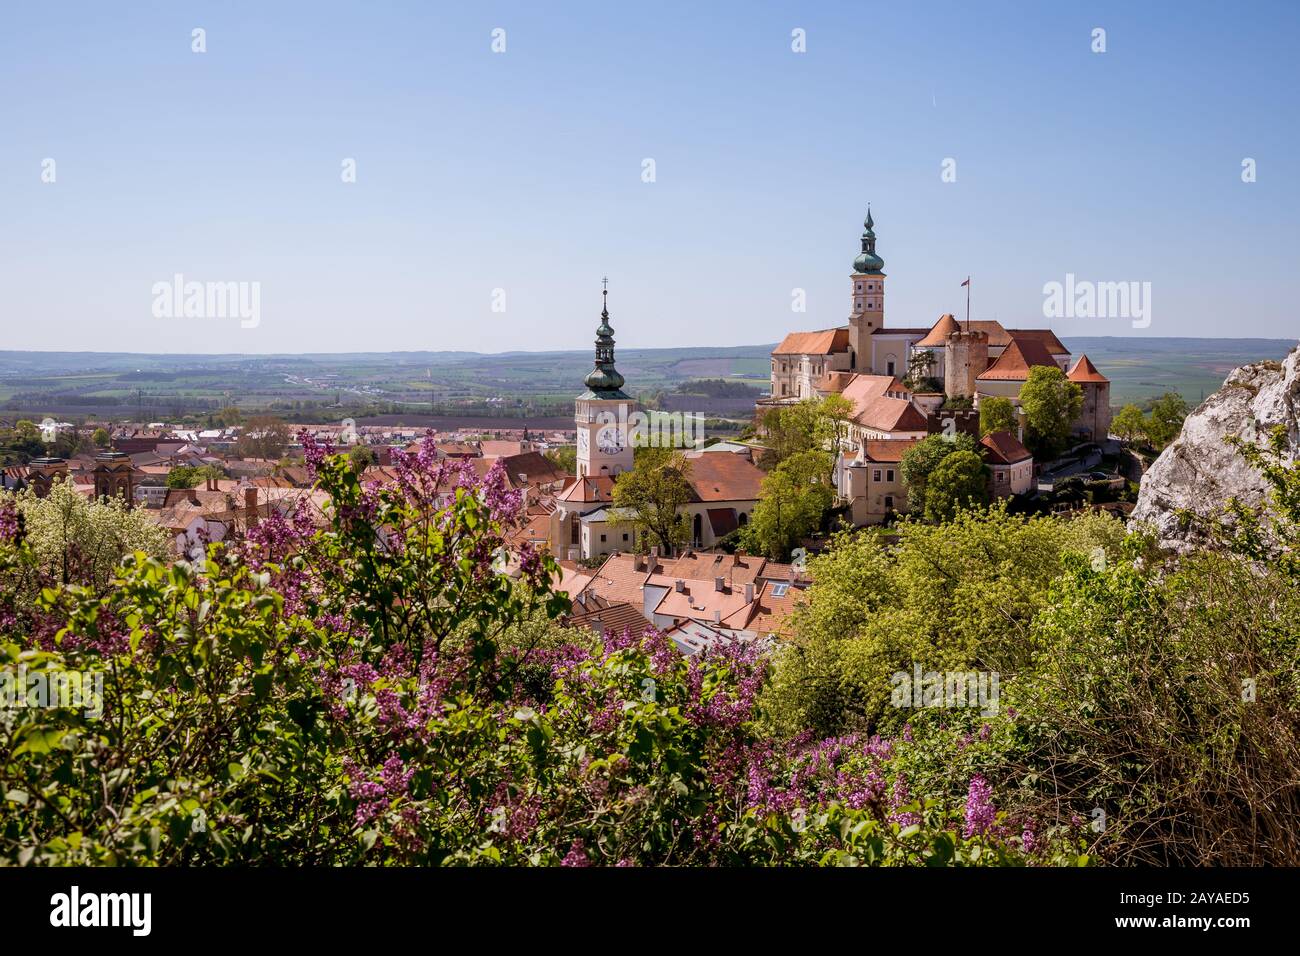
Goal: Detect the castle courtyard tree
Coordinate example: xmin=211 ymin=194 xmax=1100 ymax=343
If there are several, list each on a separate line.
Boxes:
xmin=923 ymin=449 xmax=990 ymax=522
xmin=1018 ymin=365 xmax=1084 ymax=460
xmin=978 ymin=397 xmax=1018 ymax=437
xmin=899 ymin=433 xmax=977 ymax=515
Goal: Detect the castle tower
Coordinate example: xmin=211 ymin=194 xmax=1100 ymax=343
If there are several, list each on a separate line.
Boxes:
xmin=26 ymin=456 xmax=68 ymax=498
xmin=92 ymin=450 xmax=135 ymax=505
xmin=1067 ymin=354 xmax=1113 ymax=441
xmin=944 ymin=329 xmax=989 ymax=400
xmin=848 ymin=206 xmax=886 ymax=372
xmin=575 ymin=280 xmax=636 ymax=479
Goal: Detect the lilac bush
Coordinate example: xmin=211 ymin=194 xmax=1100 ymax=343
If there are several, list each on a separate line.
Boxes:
xmin=0 ymin=434 xmax=1076 ymax=866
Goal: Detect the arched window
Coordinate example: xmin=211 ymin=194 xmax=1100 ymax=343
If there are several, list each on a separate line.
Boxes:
xmin=738 ymin=511 xmax=748 ymax=527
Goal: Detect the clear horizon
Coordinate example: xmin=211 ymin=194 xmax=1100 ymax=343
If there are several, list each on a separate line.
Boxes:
xmin=3 ymin=0 xmax=1298 ymax=353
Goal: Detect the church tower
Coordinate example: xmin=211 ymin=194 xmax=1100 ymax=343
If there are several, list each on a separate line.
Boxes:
xmin=575 ymin=281 xmax=636 ymax=478
xmin=848 ymin=207 xmax=886 ymax=372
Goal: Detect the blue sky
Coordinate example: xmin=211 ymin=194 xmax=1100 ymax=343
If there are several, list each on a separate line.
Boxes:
xmin=2 ymin=0 xmax=1297 ymax=353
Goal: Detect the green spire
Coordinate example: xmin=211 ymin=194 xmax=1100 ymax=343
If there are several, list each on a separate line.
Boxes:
xmin=582 ymin=279 xmax=628 ymax=397
xmin=853 ymin=205 xmax=885 ymax=275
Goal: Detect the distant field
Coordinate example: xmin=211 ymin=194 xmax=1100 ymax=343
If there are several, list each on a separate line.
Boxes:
xmin=0 ymin=338 xmax=1293 ymax=421
xmin=1061 ymin=337 xmax=1297 ymax=407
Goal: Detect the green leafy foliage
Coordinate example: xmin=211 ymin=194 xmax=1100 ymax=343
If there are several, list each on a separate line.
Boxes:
xmin=923 ymin=451 xmax=989 ymax=522
xmin=1018 ymin=366 xmax=1084 ymax=460
xmin=978 ymin=397 xmax=1018 ymax=437
xmin=610 ymin=446 xmax=693 ymax=554
xmin=899 ymin=433 xmax=977 ymax=516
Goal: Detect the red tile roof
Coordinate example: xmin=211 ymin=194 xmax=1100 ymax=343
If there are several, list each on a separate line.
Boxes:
xmin=565 ymin=598 xmax=654 ymax=640
xmin=840 ymin=374 xmax=929 ymax=433
xmin=722 ymin=579 xmax=803 ymax=636
xmin=660 ymin=551 xmax=764 ymax=585
xmin=687 ymin=453 xmax=765 ymax=502
xmin=772 ymin=327 xmax=850 ymax=356
xmin=862 ymin=438 xmax=921 ymax=462
xmin=913 ymin=314 xmax=962 ymax=347
xmin=1012 ymin=329 xmax=1069 ymax=355
xmin=979 ymin=431 xmax=1033 ymax=465
xmin=577 ymin=553 xmax=654 ymax=606
xmin=915 ymin=315 xmax=1069 ymax=354
xmin=814 ymin=370 xmax=856 ymax=393
xmin=559 ymin=475 xmax=617 ymax=503
xmin=1067 ymin=353 xmax=1109 ymax=384
xmin=495 ymin=451 xmax=567 ymax=488
xmin=976 ymin=336 xmax=1059 ymax=381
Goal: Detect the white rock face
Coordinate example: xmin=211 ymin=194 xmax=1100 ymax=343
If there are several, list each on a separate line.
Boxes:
xmin=1130 ymin=344 xmax=1300 ymax=550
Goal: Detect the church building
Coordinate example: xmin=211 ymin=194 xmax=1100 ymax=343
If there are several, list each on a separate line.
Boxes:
xmin=552 ymin=285 xmax=766 ymax=561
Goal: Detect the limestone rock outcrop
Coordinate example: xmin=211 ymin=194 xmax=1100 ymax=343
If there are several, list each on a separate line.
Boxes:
xmin=1130 ymin=344 xmax=1300 ymax=550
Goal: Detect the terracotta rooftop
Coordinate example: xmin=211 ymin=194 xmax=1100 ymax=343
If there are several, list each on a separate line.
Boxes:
xmin=1012 ymin=329 xmax=1069 ymax=355
xmin=558 ymin=475 xmax=617 ymax=503
xmin=722 ymin=579 xmax=804 ymax=636
xmin=565 ymin=597 xmax=654 ymax=640
xmin=839 ymin=374 xmax=929 ymax=433
xmin=862 ymin=438 xmax=921 ymax=463
xmin=495 ymin=451 xmax=568 ymax=488
xmin=577 ymin=553 xmax=654 ymax=606
xmin=1067 ymin=353 xmax=1110 ymax=384
xmin=686 ymin=453 xmax=765 ymax=503
xmin=979 ymin=431 xmax=1033 ymax=465
xmin=976 ymin=336 xmax=1060 ymax=381
xmin=772 ymin=327 xmax=851 ymax=356
xmin=814 ymin=370 xmax=856 ymax=393
xmin=914 ymin=314 xmax=1070 ymax=354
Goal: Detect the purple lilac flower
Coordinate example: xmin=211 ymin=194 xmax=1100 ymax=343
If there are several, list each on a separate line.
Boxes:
xmin=963 ymin=774 xmax=997 ymax=838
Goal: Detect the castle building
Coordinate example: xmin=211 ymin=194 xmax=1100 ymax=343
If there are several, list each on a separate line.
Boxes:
xmin=766 ymin=208 xmax=1112 ymax=452
xmin=1067 ymin=354 xmax=1113 ymax=442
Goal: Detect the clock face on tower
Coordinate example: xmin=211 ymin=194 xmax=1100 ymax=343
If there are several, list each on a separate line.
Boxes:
xmin=596 ymin=425 xmax=624 ymax=456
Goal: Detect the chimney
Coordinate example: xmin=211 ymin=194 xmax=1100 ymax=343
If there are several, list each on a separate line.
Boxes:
xmin=633 ymin=554 xmax=643 ymax=572
xmin=674 ymin=579 xmax=685 ymax=593
xmin=714 ymin=576 xmax=725 ymax=592
xmin=244 ymin=486 xmax=258 ymax=527
xmin=713 ymin=609 xmax=722 ymax=625
xmin=744 ymin=583 xmax=754 ymax=603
